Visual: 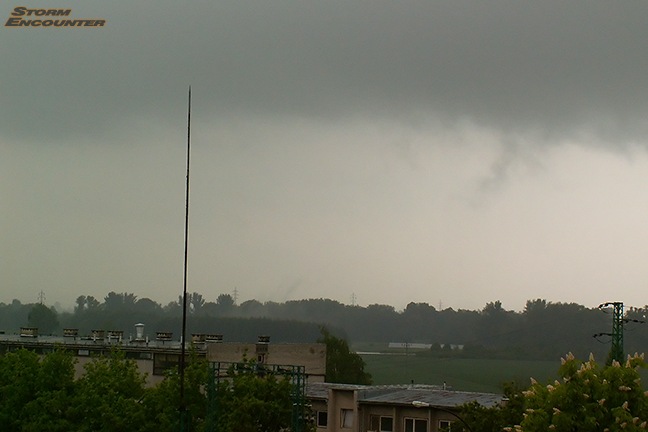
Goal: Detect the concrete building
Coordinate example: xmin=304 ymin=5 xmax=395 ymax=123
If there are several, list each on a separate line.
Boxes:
xmin=307 ymin=382 xmax=504 ymax=432
xmin=206 ymin=336 xmax=326 ymax=383
xmin=0 ymin=327 xmax=325 ymax=386
xmin=0 ymin=326 xmax=204 ymax=387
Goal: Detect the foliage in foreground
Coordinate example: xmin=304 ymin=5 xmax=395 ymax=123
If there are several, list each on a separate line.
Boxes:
xmin=210 ymin=360 xmax=295 ymax=432
xmin=0 ymin=348 xmax=297 ymax=432
xmin=457 ymin=352 xmax=648 ymax=432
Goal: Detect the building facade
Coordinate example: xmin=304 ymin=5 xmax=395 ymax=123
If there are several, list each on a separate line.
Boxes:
xmin=307 ymin=382 xmax=504 ymax=432
xmin=0 ymin=328 xmax=326 ymax=386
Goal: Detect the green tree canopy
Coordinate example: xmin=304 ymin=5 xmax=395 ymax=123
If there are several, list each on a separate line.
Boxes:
xmin=211 ymin=360 xmax=294 ymax=432
xmin=457 ymin=352 xmax=648 ymax=432
xmin=70 ymin=350 xmax=147 ymax=432
xmin=27 ymin=303 xmax=59 ymax=334
xmin=0 ymin=349 xmax=76 ymax=432
xmin=318 ymin=327 xmax=372 ymax=384
xmin=519 ymin=353 xmax=648 ymax=432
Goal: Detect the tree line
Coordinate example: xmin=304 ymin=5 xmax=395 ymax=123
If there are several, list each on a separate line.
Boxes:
xmin=2 ymin=294 xmax=647 ymax=360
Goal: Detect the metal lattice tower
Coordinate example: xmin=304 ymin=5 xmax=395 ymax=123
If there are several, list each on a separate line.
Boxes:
xmin=597 ymin=301 xmax=625 ymax=364
xmin=610 ymin=302 xmax=624 ymax=364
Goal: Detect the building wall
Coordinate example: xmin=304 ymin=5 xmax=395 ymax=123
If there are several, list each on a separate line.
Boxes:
xmin=326 ymin=388 xmax=359 ymax=432
xmin=352 ymin=403 xmax=457 ymax=432
xmin=309 ymin=386 xmax=468 ymax=432
xmin=72 ymin=356 xmax=165 ymax=387
xmin=206 ymin=342 xmax=326 ymax=382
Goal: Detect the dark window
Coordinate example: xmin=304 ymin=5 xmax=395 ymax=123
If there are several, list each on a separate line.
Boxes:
xmin=381 ymin=416 xmax=394 ymax=431
xmin=404 ymin=418 xmax=427 ymax=432
xmin=370 ymin=415 xmax=394 ymax=431
xmin=317 ymin=411 xmax=328 ymax=427
xmin=153 ymin=353 xmax=180 ymax=375
xmin=439 ymin=420 xmax=452 ymax=431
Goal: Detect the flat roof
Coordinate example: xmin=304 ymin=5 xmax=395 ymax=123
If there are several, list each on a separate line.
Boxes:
xmin=305 ymin=382 xmax=503 ymax=408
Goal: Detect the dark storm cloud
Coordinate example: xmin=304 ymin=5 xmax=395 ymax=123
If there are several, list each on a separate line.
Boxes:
xmin=3 ymin=0 xmax=648 ymax=143
xmin=5 ymin=0 xmax=648 ymax=311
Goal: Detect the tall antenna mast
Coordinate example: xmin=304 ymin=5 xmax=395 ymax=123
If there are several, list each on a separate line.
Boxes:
xmin=179 ymin=86 xmax=191 ymax=431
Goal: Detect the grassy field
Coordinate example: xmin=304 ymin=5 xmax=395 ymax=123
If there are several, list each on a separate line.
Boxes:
xmin=360 ymin=354 xmax=560 ymax=393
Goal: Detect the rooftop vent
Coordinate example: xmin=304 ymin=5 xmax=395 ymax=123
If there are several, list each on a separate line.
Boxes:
xmin=134 ymin=323 xmax=145 ymax=341
xmin=257 ymin=335 xmax=270 ymax=344
xmin=108 ymin=330 xmax=123 ymax=342
xmin=63 ymin=328 xmax=79 ymax=337
xmin=20 ymin=327 xmax=38 ymax=338
xmin=256 ymin=335 xmax=270 ymax=354
xmin=91 ymin=329 xmax=105 ymax=340
xmin=191 ymin=333 xmax=206 ymax=343
xmin=205 ymin=334 xmax=223 ymax=343
xmin=156 ymin=331 xmax=173 ymax=341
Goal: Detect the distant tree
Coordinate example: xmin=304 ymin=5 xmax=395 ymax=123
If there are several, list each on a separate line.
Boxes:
xmin=239 ymin=299 xmax=264 ymax=316
xmin=318 ymin=327 xmax=372 ymax=384
xmin=74 ymin=295 xmax=87 ymax=314
xmin=27 ymin=303 xmax=59 ymax=334
xmin=217 ymin=293 xmax=235 ymax=308
xmin=103 ymin=291 xmax=138 ymax=313
xmin=188 ymin=292 xmax=205 ymax=314
xmin=103 ymin=291 xmax=123 ymax=312
xmin=482 ymin=300 xmax=504 ymax=316
xmin=123 ymin=292 xmax=138 ymax=308
xmin=201 ymin=302 xmax=219 ymax=315
xmin=477 ymin=300 xmax=519 ymax=350
xmin=163 ymin=299 xmax=182 ymax=315
xmin=135 ymin=297 xmax=162 ymax=315
xmin=524 ymin=298 xmax=547 ymax=315
xmin=85 ymin=296 xmax=100 ymax=310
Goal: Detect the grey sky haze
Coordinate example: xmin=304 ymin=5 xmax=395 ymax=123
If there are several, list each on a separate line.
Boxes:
xmin=3 ymin=0 xmax=648 ymax=311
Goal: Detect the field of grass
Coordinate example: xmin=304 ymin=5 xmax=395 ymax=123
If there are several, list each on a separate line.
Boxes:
xmin=360 ymin=354 xmax=560 ymax=393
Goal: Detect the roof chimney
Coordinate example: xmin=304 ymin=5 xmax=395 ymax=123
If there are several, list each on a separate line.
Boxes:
xmin=134 ymin=323 xmax=145 ymax=341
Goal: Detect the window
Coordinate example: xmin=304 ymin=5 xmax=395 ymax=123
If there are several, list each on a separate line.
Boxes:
xmin=404 ymin=418 xmax=428 ymax=432
xmin=153 ymin=353 xmax=179 ymax=376
xmin=439 ymin=420 xmax=452 ymax=431
xmin=316 ymin=411 xmax=328 ymax=428
xmin=341 ymin=409 xmax=354 ymax=428
xmin=381 ymin=417 xmax=394 ymax=431
xmin=369 ymin=415 xmax=394 ymax=431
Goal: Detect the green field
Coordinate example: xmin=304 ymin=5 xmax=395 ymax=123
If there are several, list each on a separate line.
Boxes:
xmin=360 ymin=354 xmax=560 ymax=393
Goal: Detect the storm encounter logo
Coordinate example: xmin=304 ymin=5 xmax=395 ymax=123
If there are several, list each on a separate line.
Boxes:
xmin=5 ymin=6 xmax=106 ymax=27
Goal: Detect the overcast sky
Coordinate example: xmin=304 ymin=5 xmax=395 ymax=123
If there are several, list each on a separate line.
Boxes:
xmin=3 ymin=0 xmax=648 ymax=312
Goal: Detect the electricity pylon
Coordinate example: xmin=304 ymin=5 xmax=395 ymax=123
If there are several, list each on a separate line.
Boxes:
xmin=596 ymin=302 xmax=624 ymax=364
